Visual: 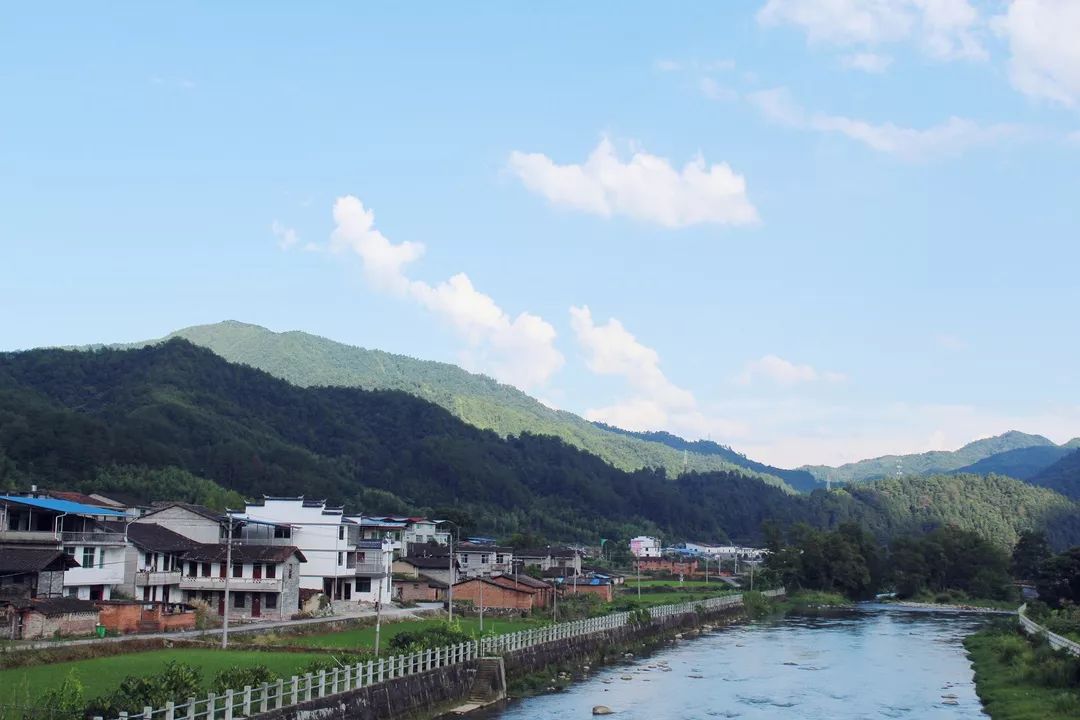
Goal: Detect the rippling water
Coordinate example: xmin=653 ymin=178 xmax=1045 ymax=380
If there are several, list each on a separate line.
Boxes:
xmin=472 ymin=606 xmax=991 ymax=719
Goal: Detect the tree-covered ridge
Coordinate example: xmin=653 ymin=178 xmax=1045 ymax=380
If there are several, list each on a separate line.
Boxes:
xmin=801 ymin=430 xmax=1065 ymax=483
xmin=953 ymin=444 xmax=1077 ymax=480
xmin=594 ymin=423 xmax=820 ymax=492
xmin=129 ymin=321 xmax=794 ymax=491
xmin=1030 ymin=448 xmax=1080 ymax=500
xmin=1 ymin=341 xmax=1078 ymax=549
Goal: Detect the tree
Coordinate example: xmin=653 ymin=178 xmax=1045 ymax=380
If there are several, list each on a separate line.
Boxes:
xmin=1036 ymin=547 xmax=1080 ymax=608
xmin=1011 ymin=530 xmax=1052 ymax=583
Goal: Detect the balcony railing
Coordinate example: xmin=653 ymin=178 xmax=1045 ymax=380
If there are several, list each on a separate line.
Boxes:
xmin=354 ymin=561 xmax=386 ymax=575
xmin=60 ymin=531 xmax=126 ymax=545
xmin=0 ymin=529 xmax=58 ymax=544
xmin=135 ymin=570 xmax=183 ymax=587
xmin=178 ymin=576 xmax=284 ymax=592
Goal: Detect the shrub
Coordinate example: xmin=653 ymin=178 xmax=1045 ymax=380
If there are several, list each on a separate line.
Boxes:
xmin=210 ymin=666 xmax=278 ymax=694
xmin=27 ymin=670 xmax=85 ymax=720
xmin=86 ymin=662 xmax=202 ymax=718
xmin=388 ymin=621 xmax=471 ymax=652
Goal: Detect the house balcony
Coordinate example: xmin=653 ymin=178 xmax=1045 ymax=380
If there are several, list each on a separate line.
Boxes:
xmin=0 ymin=529 xmax=59 ymax=546
xmin=178 ymin=576 xmax=284 ymax=592
xmin=354 ymin=561 xmax=386 ymax=575
xmin=135 ymin=570 xmax=183 ymax=587
xmin=60 ymin=531 xmax=126 ymax=545
xmin=65 ymin=566 xmax=125 ymax=587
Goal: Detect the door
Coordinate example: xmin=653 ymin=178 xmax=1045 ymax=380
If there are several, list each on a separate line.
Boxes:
xmin=251 ymin=594 xmax=261 ymax=618
xmin=253 ymin=563 xmax=262 ymax=580
xmin=218 ymin=595 xmax=225 ymax=616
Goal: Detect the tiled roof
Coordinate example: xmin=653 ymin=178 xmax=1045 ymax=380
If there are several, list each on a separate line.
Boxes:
xmin=489 ymin=574 xmax=551 ymax=590
xmin=27 ymin=597 xmax=99 ymax=616
xmin=143 ymin=502 xmax=224 ymax=523
xmin=182 ymin=543 xmax=306 ymax=563
xmin=400 ymin=556 xmax=453 ymax=570
xmin=127 ymin=523 xmax=203 ymax=553
xmin=0 ymin=548 xmax=80 ymax=574
xmin=515 ymin=546 xmax=579 ymax=559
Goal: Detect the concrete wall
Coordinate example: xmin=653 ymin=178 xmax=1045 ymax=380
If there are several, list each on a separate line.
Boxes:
xmin=255 ymin=661 xmax=477 ymax=720
xmin=137 ymin=508 xmax=221 ymax=544
xmin=20 ymin=609 xmax=99 ymax=639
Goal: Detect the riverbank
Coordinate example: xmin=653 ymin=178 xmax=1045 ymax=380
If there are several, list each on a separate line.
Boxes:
xmin=881 ymin=600 xmax=1016 ymax=615
xmin=965 ymin=624 xmax=1080 ymax=719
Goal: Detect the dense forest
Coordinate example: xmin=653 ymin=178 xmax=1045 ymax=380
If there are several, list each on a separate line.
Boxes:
xmin=1029 ymin=448 xmax=1080 ymax=500
xmin=2 ymin=341 xmax=1079 ymax=548
xmin=125 ymin=321 xmax=794 ymax=489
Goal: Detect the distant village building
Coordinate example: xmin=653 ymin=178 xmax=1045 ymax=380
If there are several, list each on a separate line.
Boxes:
xmin=629 ymin=535 xmax=662 ymax=559
xmin=514 ymin=546 xmax=582 ymax=575
xmin=455 ymin=542 xmax=513 ymax=578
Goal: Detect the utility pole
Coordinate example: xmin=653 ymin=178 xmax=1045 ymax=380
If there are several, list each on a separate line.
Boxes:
xmin=374 ymin=533 xmax=389 ymax=656
xmin=222 ymin=518 xmax=233 ymax=649
xmin=440 ymin=521 xmax=459 ymax=624
xmin=705 ymin=556 xmax=709 ymax=584
xmin=479 ymin=577 xmax=485 ymax=632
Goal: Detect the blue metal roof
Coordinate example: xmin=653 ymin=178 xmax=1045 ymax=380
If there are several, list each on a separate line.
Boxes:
xmin=0 ymin=495 xmax=126 ymax=517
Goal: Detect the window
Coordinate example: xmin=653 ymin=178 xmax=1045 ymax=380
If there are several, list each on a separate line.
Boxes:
xmin=82 ymin=547 xmax=94 ymax=568
xmin=145 ymin=551 xmax=153 ymax=567
xmin=98 ymin=551 xmax=104 ymax=569
xmin=357 ymin=577 xmax=372 ymax=592
xmin=338 ymin=552 xmax=343 ymax=566
xmin=233 ymin=563 xmax=243 ymax=578
xmin=496 ymin=554 xmax=504 ymax=564
xmin=480 ymin=554 xmax=489 ymax=564
xmin=461 ymin=555 xmax=469 ymax=564
xmin=188 ymin=561 xmax=198 ymax=577
xmin=273 ymin=526 xmax=291 ymax=539
xmin=64 ymin=546 xmax=75 ymax=557
xmin=265 ymin=593 xmax=278 ymax=609
xmin=201 ymin=562 xmax=211 ymax=577
xmin=287 ymin=565 xmax=293 ymax=579
xmin=338 ymin=526 xmax=345 ymax=541
xmin=265 ymin=563 xmax=276 ymax=579
xmin=233 ymin=592 xmax=245 ymax=608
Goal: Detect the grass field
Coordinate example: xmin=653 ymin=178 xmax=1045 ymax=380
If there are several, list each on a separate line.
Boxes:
xmin=289 ymin=616 xmax=547 ymax=648
xmin=630 ymin=579 xmax=736 ymax=588
xmin=0 ymin=649 xmax=326 ymax=708
xmin=965 ymin=625 xmax=1080 ymax=719
xmin=613 ymin=589 xmax=736 ymax=608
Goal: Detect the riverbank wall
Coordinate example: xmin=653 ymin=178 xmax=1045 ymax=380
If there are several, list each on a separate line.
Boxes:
xmin=95 ymin=590 xmax=784 ymax=720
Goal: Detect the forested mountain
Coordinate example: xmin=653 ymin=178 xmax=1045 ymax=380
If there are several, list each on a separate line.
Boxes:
xmin=2 ymin=341 xmax=1079 ymax=549
xmin=953 ymin=444 xmax=1077 ymax=480
xmin=1030 ymin=449 xmax=1080 ymax=500
xmin=121 ymin=321 xmax=793 ymax=490
xmin=802 ymin=431 xmax=1066 ymax=483
xmin=594 ymin=423 xmax=820 ymax=492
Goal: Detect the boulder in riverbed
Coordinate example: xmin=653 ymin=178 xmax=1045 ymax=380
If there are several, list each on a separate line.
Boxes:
xmin=592 ymin=706 xmax=614 ymax=715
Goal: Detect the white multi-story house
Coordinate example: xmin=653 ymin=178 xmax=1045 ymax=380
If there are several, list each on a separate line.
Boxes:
xmin=233 ymin=497 xmax=392 ymax=605
xmin=629 ymin=536 xmax=662 ymax=559
xmin=0 ymin=495 xmax=128 ymax=601
xmin=455 ymin=542 xmax=513 ymax=578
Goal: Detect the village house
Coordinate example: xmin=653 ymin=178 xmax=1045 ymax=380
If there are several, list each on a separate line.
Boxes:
xmin=450 ymin=576 xmax=539 ymax=611
xmin=634 ymin=556 xmax=700 ymax=576
xmin=455 ymin=542 xmax=513 ymax=578
xmin=488 ymin=573 xmax=554 ymax=608
xmin=394 ymin=555 xmax=456 ymax=586
xmin=135 ymin=502 xmax=226 ymax=544
xmin=514 ymin=546 xmax=582 ymax=575
xmin=0 ymin=548 xmax=78 ymax=600
xmin=629 ymin=535 xmax=662 ymax=558
xmin=393 ymin=575 xmax=448 ymax=603
xmin=231 ymin=497 xmax=392 ymax=605
xmin=1 ymin=596 xmax=100 ymax=640
xmin=123 ymin=522 xmax=202 ymax=604
xmin=178 ymin=543 xmax=305 ymax=621
xmin=0 ymin=494 xmax=129 ymax=600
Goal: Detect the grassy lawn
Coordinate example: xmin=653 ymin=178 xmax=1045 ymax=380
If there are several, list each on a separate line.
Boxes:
xmin=290 ymin=616 xmax=547 ymax=649
xmin=965 ymin=625 xmax=1080 ymax=719
xmin=630 ymin=579 xmax=736 ymax=588
xmin=0 ymin=649 xmax=327 ymax=708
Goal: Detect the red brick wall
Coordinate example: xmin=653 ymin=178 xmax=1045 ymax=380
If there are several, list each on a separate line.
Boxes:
xmin=97 ymin=603 xmax=143 ymax=633
xmin=452 ymin=581 xmax=534 ymax=610
xmin=396 ymin=580 xmax=440 ymax=603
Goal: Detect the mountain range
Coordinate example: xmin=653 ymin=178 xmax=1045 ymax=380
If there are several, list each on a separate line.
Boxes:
xmin=127 ymin=321 xmax=800 ymax=491
xmin=2 ymin=339 xmax=1079 ymax=549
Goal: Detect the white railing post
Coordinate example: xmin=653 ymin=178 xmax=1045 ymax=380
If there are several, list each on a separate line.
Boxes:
xmin=165 ymin=701 xmax=175 ymax=720
xmin=275 ymin=679 xmax=284 ymax=709
xmin=355 ymin=662 xmax=364 ymax=687
xmin=304 ymin=673 xmax=314 ymax=701
xmin=259 ymin=682 xmax=269 ymax=713
xmin=186 ymin=697 xmax=196 ymax=720
xmin=223 ymin=690 xmax=233 ymax=720
xmin=207 ymin=693 xmax=217 ymax=720
xmin=317 ymin=669 xmax=326 ymax=697
xmin=378 ymin=658 xmax=385 ymax=682
xmin=143 ymin=707 xmax=152 ymax=720
xmin=242 ymin=686 xmax=252 ymax=717
xmin=366 ymin=660 xmax=374 ymax=686
xmin=291 ymin=675 xmax=300 ymax=704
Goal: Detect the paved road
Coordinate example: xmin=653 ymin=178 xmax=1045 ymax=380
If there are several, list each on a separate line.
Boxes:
xmin=2 ymin=604 xmax=436 ymax=652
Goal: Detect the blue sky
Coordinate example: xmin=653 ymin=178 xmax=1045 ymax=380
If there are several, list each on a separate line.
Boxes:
xmin=2 ymin=1 xmax=1078 ymax=467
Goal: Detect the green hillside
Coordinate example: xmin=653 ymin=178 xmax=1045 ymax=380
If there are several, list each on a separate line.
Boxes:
xmin=1030 ymin=449 xmax=1080 ymax=499
xmin=2 ymin=341 xmax=1078 ymax=549
xmin=954 ymin=444 xmax=1076 ymax=480
xmin=132 ymin=321 xmax=794 ymax=490
xmin=802 ymin=430 xmax=1059 ymax=483
xmin=594 ymin=423 xmax=821 ymax=492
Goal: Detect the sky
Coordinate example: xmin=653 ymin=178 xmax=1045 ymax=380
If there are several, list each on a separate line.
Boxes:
xmin=2 ymin=1 xmax=1079 ymax=468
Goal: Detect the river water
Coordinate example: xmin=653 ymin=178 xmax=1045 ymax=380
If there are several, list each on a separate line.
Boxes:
xmin=473 ymin=605 xmax=991 ymax=720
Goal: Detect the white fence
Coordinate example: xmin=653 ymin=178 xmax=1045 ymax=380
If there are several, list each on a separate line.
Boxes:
xmin=100 ymin=588 xmax=784 ymax=720
xmin=1017 ymin=603 xmax=1080 ymax=657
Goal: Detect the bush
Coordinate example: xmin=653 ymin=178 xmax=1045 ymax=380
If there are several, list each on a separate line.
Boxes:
xmin=86 ymin=662 xmax=202 ymax=718
xmin=210 ymin=666 xmax=278 ymax=694
xmin=27 ymin=671 xmax=85 ymax=720
xmin=387 ymin=621 xmax=471 ymax=652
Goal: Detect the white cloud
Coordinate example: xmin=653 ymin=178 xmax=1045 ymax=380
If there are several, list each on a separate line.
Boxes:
xmin=736 ymin=354 xmax=846 ymax=386
xmin=569 ymin=306 xmax=747 ymax=440
xmin=508 ymin=137 xmax=759 ymax=228
xmin=271 ymin=221 xmax=299 ymax=250
xmin=992 ymin=0 xmax=1080 ymax=107
xmin=699 ymin=77 xmax=738 ymax=102
xmin=324 ymin=196 xmax=564 ymax=390
xmin=757 ymin=0 xmax=986 ymax=63
xmin=840 ymin=52 xmax=894 ymax=73
xmin=748 ymin=87 xmax=1018 ymax=160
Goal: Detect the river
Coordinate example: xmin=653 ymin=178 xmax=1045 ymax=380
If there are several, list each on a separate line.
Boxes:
xmin=472 ymin=605 xmax=991 ymax=719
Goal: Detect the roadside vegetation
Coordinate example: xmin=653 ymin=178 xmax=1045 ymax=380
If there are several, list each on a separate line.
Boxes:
xmin=966 ymin=624 xmax=1080 ymax=720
